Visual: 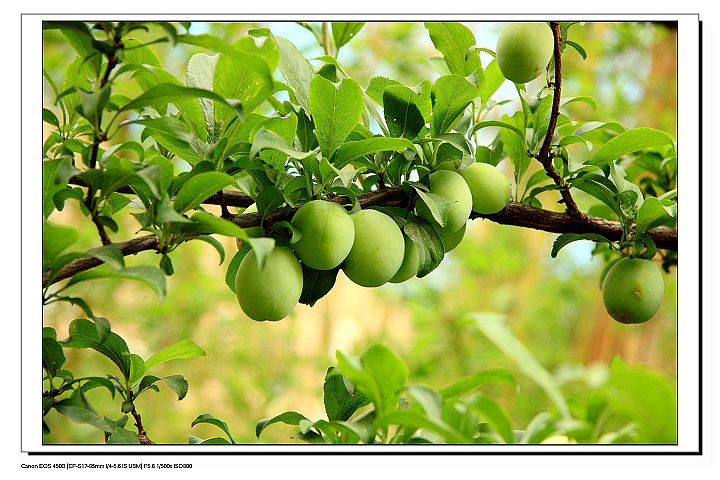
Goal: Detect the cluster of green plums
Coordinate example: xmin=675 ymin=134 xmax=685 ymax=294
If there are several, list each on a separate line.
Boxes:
xmin=234 ymin=162 xmax=511 ymax=322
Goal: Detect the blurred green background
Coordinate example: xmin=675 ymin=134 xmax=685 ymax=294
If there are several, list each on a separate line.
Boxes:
xmin=42 ymin=21 xmax=678 ymax=444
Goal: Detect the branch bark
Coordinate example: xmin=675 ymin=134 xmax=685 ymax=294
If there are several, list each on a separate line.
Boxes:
xmin=43 ymin=186 xmax=677 ymax=288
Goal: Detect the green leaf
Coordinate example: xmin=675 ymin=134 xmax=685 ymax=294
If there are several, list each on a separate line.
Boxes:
xmin=43 ymin=158 xmax=79 ymax=219
xmin=570 ymin=176 xmax=621 ymax=217
xmin=60 ymin=318 xmax=131 ymax=379
xmin=161 ymin=375 xmax=190 ymax=401
xmin=377 ymin=411 xmax=468 ymax=444
xmin=519 ymin=412 xmax=556 ymax=444
xmin=65 ymin=266 xmax=167 ymax=301
xmin=589 ymin=127 xmax=675 ymax=167
xmin=310 ymin=76 xmax=365 ymax=159
xmin=383 ymin=85 xmax=427 ymax=139
xmin=43 ymin=108 xmax=59 ymax=128
xmin=188 ymin=212 xmax=248 ymax=238
xmin=107 ymin=427 xmax=141 ymax=444
xmin=366 ymin=76 xmax=402 ymax=105
xmin=225 ymin=246 xmax=250 ymax=294
xmin=78 ymin=376 xmax=116 ymax=399
xmin=250 ymin=128 xmax=317 ymax=164
xmin=145 ymin=339 xmax=207 ymax=371
xmin=439 ymin=369 xmax=517 ymax=398
xmin=213 ymin=36 xmax=277 ymax=123
xmin=413 ymin=188 xmax=454 ymax=229
xmin=478 ymin=59 xmax=505 ymax=104
xmin=551 ymin=233 xmax=613 ymax=258
xmin=299 ymin=264 xmax=340 ymax=307
xmin=54 ymin=389 xmax=111 ymax=432
xmin=561 ymin=95 xmax=598 ymax=111
xmin=85 ymin=245 xmax=125 ymax=270
xmin=120 ymin=83 xmax=242 ymax=120
xmin=43 ymin=22 xmax=100 ymax=73
xmin=177 ymin=32 xmax=274 ymax=87
xmin=186 ymin=52 xmax=219 ymax=130
xmin=192 ymin=413 xmax=236 ymax=444
xmin=255 ymin=411 xmax=309 ymax=439
xmin=465 ymin=312 xmax=571 ymax=419
xmin=43 ymin=222 xmax=79 ymax=270
xmin=564 ymin=40 xmax=587 ymax=59
xmin=470 ymin=120 xmax=524 ymax=140
xmin=467 ymin=393 xmax=514 ymax=443
xmin=406 ymin=384 xmax=443 ymax=419
xmin=194 ymin=235 xmax=226 ymax=264
xmin=500 ymin=113 xmax=531 ymax=183
xmin=173 ymin=172 xmax=236 ymax=214
xmin=42 ymin=335 xmax=66 ymax=379
xmin=247 ymin=237 xmax=276 ymax=271
xmin=635 ymin=196 xmax=675 ymax=234
xmin=332 ymin=22 xmax=365 ymax=50
xmin=573 ymin=121 xmax=625 ymax=137
xmin=128 ymin=354 xmax=145 ymax=384
xmin=332 ymin=137 xmax=413 ymax=169
xmin=323 ymin=367 xmax=370 ymax=422
xmin=424 ymin=22 xmax=479 ymax=76
xmin=274 ymin=36 xmax=316 ymax=114
xmin=402 ymin=216 xmax=445 ymax=278
xmin=431 ymin=75 xmax=479 ymax=135
xmin=336 ymin=344 xmax=408 ymax=417
xmin=600 ymin=357 xmax=676 ymax=443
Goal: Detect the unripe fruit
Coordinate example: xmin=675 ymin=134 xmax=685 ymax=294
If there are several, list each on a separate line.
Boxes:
xmin=496 ymin=22 xmax=554 ymax=84
xmin=440 ymin=222 xmax=466 ymax=252
xmin=291 ymin=200 xmax=355 ymax=270
xmin=460 ymin=162 xmax=512 ymax=214
xmin=602 ymin=257 xmax=664 ymax=324
xmin=235 ymin=246 xmax=303 ymax=321
xmin=343 ymin=209 xmax=405 ymax=287
xmin=390 ymin=237 xmax=420 ymax=283
xmin=416 ymin=170 xmax=473 ymax=235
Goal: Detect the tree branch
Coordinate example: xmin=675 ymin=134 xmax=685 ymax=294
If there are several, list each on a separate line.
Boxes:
xmin=42 ymin=186 xmax=677 ymax=288
xmin=536 ymin=21 xmax=581 ymax=217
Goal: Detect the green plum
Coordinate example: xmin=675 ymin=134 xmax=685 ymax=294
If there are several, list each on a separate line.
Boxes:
xmin=291 ymin=200 xmax=355 ymax=270
xmin=390 ymin=236 xmax=421 ymax=283
xmin=496 ymin=22 xmax=554 ymax=84
xmin=235 ymin=246 xmax=303 ymax=321
xmin=602 ymin=257 xmax=664 ymax=324
xmin=460 ymin=162 xmax=511 ymax=214
xmin=440 ymin=222 xmax=466 ymax=252
xmin=416 ymin=170 xmax=473 ymax=235
xmin=343 ymin=209 xmax=405 ymax=287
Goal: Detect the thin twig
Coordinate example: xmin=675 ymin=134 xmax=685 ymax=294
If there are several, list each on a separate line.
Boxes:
xmin=129 ymin=407 xmax=154 ymax=445
xmin=321 ymin=22 xmax=332 ymax=56
xmin=536 ymin=22 xmax=581 ymax=218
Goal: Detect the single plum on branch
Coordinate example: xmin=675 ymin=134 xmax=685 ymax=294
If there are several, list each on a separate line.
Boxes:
xmin=496 ymin=22 xmax=554 ymax=84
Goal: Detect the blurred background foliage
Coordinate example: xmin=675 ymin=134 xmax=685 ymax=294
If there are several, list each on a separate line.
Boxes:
xmin=42 ymin=21 xmax=678 ymax=444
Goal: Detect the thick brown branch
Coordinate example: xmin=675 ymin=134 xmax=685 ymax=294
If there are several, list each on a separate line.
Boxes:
xmin=42 ymin=187 xmax=677 ymax=288
xmin=536 ymin=21 xmax=581 ymax=217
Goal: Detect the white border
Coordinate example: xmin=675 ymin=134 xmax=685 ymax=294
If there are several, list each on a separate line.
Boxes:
xmin=22 ymin=13 xmax=701 ymax=455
